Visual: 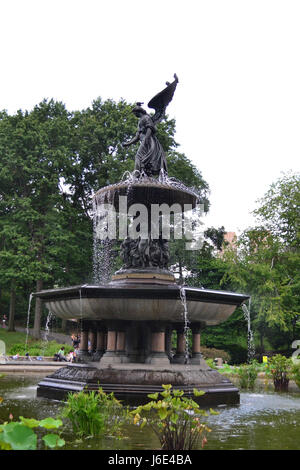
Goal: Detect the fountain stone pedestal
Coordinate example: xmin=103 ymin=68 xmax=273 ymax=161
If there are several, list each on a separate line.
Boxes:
xmin=36 ymin=361 xmax=240 ymax=406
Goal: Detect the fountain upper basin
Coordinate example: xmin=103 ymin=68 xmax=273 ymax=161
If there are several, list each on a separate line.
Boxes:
xmin=35 ymin=284 xmax=249 ymax=325
xmin=94 ymin=178 xmax=198 ymax=212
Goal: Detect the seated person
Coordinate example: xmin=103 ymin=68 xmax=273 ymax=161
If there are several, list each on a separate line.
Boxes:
xmin=25 ymin=352 xmax=33 ymax=361
xmin=66 ymin=350 xmax=75 ymax=362
xmin=54 ymin=346 xmax=68 ymax=362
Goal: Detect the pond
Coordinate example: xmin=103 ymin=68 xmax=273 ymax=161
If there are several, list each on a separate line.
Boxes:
xmin=1 ymin=375 xmax=300 ymax=450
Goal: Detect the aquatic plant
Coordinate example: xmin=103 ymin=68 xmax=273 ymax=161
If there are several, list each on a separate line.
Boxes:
xmin=266 ymin=354 xmax=293 ymax=392
xmin=62 ymin=388 xmax=127 ymax=437
xmin=131 ymin=384 xmax=218 ymax=450
xmin=291 ymin=363 xmax=300 ymax=389
xmin=234 ymin=361 xmax=259 ymax=390
xmin=0 ymin=413 xmax=65 ymax=450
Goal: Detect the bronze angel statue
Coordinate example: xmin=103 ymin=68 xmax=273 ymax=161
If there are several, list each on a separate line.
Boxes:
xmin=123 ymin=74 xmax=179 ymax=177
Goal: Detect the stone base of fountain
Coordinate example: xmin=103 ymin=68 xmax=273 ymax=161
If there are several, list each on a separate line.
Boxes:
xmin=35 ymin=283 xmax=248 ymax=406
xmin=111 ymin=268 xmax=176 ymax=285
xmin=36 ymin=362 xmax=240 ymax=406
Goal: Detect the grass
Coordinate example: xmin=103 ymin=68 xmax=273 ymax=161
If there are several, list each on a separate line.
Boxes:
xmin=0 ymin=328 xmax=72 ymax=356
xmin=0 ymin=329 xmax=28 ymax=352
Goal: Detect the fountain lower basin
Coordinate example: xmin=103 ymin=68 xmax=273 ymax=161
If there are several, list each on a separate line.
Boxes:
xmin=34 ymin=282 xmax=248 ymax=405
xmin=35 ymin=284 xmax=249 ymax=325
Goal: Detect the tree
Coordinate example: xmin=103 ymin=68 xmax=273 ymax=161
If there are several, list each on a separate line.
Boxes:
xmin=223 ymin=172 xmax=300 ymax=352
xmin=0 ymin=100 xmax=80 ymax=336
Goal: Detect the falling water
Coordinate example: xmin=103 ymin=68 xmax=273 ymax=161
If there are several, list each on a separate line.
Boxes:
xmin=179 ymin=286 xmax=190 ymax=364
xmin=79 ymin=288 xmax=82 ymax=321
xmin=92 ymin=196 xmax=114 ymax=284
xmin=44 ymin=311 xmax=53 ymax=340
xmin=242 ymin=300 xmax=255 ymax=362
xmin=25 ymin=293 xmax=33 ymax=353
xmin=40 ymin=311 xmax=53 ymax=358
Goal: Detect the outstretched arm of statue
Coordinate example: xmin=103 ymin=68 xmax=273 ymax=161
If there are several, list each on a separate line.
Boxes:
xmin=123 ymin=131 xmax=140 ymax=148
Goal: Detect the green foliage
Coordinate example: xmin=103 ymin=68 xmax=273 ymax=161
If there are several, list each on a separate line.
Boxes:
xmin=291 ymin=363 xmax=300 ymax=389
xmin=0 ymin=329 xmax=28 ymax=350
xmin=42 ymin=433 xmax=65 ymax=449
xmin=131 ymin=384 xmax=218 ymax=450
xmin=253 ymin=171 xmax=300 ymax=247
xmin=62 ymin=388 xmax=127 ymax=438
xmin=201 ymin=309 xmax=248 ymax=364
xmin=200 ymin=346 xmax=230 ymax=362
xmin=233 ymin=361 xmax=259 ymax=390
xmin=0 ymin=413 xmax=64 ymax=450
xmin=8 ymin=340 xmax=73 ymax=357
xmin=222 ymin=172 xmax=300 ymax=352
xmin=205 ymin=358 xmax=218 ymax=369
xmin=266 ymin=354 xmax=293 ymax=392
xmin=0 ymin=422 xmax=37 ymax=450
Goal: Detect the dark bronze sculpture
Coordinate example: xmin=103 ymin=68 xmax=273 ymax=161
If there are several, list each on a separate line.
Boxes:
xmin=123 ymin=74 xmax=179 ymax=177
xmin=120 ymin=236 xmax=170 ymax=270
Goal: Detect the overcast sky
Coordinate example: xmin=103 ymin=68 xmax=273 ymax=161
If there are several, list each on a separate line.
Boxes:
xmin=0 ymin=0 xmax=299 ymax=234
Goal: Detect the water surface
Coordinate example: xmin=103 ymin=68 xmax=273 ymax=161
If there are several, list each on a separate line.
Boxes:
xmin=1 ymin=376 xmax=300 ymax=450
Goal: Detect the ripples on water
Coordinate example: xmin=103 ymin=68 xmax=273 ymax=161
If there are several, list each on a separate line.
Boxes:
xmin=205 ymin=392 xmax=300 ymax=450
xmin=1 ymin=377 xmax=300 ymax=450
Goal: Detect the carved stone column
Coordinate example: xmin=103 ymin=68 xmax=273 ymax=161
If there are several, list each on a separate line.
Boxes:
xmin=190 ymin=322 xmax=206 ymax=365
xmin=146 ymin=322 xmax=170 ymax=365
xmin=100 ymin=321 xmax=129 ymax=364
xmin=76 ymin=320 xmax=91 ymax=362
xmin=89 ymin=328 xmax=97 ymax=355
xmin=172 ymin=325 xmax=187 ymax=364
xmin=115 ymin=321 xmax=129 ymax=363
xmin=93 ymin=322 xmax=106 ymax=361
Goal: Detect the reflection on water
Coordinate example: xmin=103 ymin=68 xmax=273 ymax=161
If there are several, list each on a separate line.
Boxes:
xmin=1 ymin=376 xmax=300 ymax=450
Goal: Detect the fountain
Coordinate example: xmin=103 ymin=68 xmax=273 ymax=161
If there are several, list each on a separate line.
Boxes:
xmin=35 ymin=75 xmax=249 ymax=405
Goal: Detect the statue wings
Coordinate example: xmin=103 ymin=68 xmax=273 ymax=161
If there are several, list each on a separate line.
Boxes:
xmin=147 ymin=74 xmax=179 ymax=124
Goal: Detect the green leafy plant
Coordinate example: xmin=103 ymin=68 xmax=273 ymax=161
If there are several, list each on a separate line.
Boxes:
xmin=234 ymin=361 xmax=259 ymax=390
xmin=266 ymin=354 xmax=293 ymax=392
xmin=206 ymin=358 xmax=218 ymax=369
xmin=62 ymin=388 xmax=127 ymax=438
xmin=218 ymin=363 xmax=234 ymax=374
xmin=0 ymin=414 xmax=65 ymax=450
xmin=131 ymin=384 xmax=218 ymax=450
xmin=291 ymin=363 xmax=300 ymax=389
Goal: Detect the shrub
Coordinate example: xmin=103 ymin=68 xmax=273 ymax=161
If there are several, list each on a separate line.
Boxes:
xmin=131 ymin=384 xmax=218 ymax=450
xmin=201 ymin=347 xmax=230 ymax=362
xmin=266 ymin=354 xmax=293 ymax=392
